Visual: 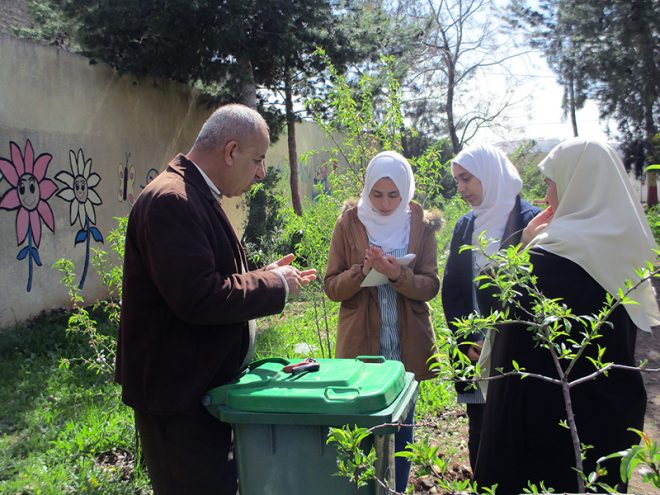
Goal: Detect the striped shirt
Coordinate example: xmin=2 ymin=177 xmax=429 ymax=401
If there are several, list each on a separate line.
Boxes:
xmin=376 ymin=246 xmax=407 ymax=361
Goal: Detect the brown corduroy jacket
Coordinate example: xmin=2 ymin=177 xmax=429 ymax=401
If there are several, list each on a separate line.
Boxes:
xmin=115 ymin=154 xmax=286 ymax=415
xmin=324 ymin=202 xmax=442 ymax=381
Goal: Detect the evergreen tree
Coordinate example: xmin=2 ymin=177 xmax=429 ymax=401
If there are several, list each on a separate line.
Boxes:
xmin=571 ymin=0 xmax=659 ymax=169
xmin=507 ymin=0 xmax=659 ymax=175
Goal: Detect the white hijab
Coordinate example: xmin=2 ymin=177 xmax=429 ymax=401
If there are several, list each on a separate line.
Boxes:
xmin=357 ymin=151 xmax=415 ymax=252
xmin=452 ymin=144 xmax=522 ymax=268
xmin=531 ymin=137 xmax=660 ymax=332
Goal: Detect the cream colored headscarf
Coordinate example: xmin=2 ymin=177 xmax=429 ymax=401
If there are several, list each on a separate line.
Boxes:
xmin=357 ymin=151 xmax=415 ymax=252
xmin=452 ymin=144 xmax=522 ymax=269
xmin=531 ymin=137 xmax=660 ymax=332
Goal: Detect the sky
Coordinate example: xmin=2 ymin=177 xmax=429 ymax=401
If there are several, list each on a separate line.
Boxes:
xmin=473 ymin=52 xmax=614 ymax=147
xmin=460 ymin=0 xmax=615 ymax=147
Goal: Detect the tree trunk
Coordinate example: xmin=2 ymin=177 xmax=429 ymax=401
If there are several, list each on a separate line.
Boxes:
xmin=561 ymin=379 xmax=585 ymax=492
xmin=648 ymin=171 xmax=657 ymax=206
xmin=446 ymin=59 xmax=460 ymax=154
xmin=284 ymin=72 xmax=303 ymax=216
xmin=568 ymin=73 xmax=579 ymax=137
xmin=238 ymin=55 xmax=257 ymax=109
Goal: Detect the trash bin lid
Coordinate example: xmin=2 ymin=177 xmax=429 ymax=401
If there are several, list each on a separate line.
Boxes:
xmin=205 ymin=356 xmax=407 ymax=416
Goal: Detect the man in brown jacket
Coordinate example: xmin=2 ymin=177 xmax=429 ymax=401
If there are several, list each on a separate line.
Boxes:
xmin=116 ymin=104 xmax=315 ymax=495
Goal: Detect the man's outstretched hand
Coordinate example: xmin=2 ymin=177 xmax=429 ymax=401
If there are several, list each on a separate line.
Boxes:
xmin=266 ymin=253 xmax=317 ymax=298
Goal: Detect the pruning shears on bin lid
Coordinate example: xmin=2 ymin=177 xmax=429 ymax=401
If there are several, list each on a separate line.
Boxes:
xmin=283 ymin=358 xmax=320 ymax=375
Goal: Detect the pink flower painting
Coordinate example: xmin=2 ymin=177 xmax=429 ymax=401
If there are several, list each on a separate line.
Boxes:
xmin=0 ymin=140 xmax=58 ymax=291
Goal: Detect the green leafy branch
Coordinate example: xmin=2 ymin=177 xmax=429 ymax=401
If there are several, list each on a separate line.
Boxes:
xmin=53 ymin=217 xmax=127 ymax=379
xmin=327 ymin=425 xmax=377 ymax=493
xmin=597 ymin=428 xmax=659 ymax=490
xmin=328 ymin=421 xmax=499 ymax=494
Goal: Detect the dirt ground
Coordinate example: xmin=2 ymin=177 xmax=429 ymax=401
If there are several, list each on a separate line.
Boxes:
xmin=630 ymin=325 xmax=660 ymax=495
xmin=626 ymin=277 xmax=660 ymax=495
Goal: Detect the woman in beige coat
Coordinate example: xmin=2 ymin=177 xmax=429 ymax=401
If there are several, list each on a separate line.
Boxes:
xmin=324 ymin=150 xmax=441 ymax=492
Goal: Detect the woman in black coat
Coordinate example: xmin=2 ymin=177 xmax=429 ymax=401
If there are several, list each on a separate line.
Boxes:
xmin=474 ymin=138 xmax=660 ymax=494
xmin=442 ymin=144 xmax=540 ymax=470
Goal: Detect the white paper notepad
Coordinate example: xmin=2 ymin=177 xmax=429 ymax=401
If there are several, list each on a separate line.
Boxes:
xmin=360 ymin=254 xmax=416 ymax=287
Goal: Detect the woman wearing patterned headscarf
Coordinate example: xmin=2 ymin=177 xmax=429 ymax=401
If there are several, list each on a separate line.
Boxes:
xmin=324 ymin=150 xmax=442 ymax=492
xmin=474 ymin=138 xmax=660 ymax=494
xmin=442 ymin=144 xmax=541 ymax=471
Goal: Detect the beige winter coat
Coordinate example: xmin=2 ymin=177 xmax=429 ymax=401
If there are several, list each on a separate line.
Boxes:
xmin=324 ymin=202 xmax=442 ymax=381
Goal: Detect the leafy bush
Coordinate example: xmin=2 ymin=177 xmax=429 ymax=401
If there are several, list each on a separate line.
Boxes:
xmin=241 ymin=168 xmax=291 ymax=270
xmin=645 ymin=204 xmax=660 ymax=245
xmin=509 ymin=139 xmax=547 ymax=202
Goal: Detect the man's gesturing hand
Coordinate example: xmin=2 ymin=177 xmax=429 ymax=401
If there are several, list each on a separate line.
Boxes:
xmin=266 ymin=253 xmax=317 ymax=298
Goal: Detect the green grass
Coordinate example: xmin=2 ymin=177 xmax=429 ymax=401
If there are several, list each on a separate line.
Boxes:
xmin=0 ymin=291 xmax=463 ymax=494
xmin=256 ymin=285 xmax=339 ymax=360
xmin=0 ymin=311 xmax=150 ymax=495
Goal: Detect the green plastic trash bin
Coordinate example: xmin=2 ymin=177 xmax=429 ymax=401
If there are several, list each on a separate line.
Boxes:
xmin=204 ymin=356 xmax=418 ymax=495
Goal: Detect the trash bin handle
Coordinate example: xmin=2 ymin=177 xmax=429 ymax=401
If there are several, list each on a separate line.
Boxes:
xmin=247 ymin=357 xmax=291 ymax=371
xmin=324 ymin=387 xmax=360 ymax=402
xmin=229 ymin=357 xmax=292 ymax=383
xmin=356 ymin=355 xmax=385 ymax=364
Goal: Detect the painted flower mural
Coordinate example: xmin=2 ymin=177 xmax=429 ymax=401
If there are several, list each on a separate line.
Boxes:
xmin=0 ymin=140 xmax=58 ymax=291
xmin=55 ymin=149 xmax=104 ymax=289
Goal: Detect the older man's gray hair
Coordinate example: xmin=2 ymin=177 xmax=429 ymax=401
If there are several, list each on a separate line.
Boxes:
xmin=194 ymin=104 xmax=269 ymax=151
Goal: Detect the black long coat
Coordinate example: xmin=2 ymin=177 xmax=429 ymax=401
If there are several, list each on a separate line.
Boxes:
xmin=442 ymin=196 xmax=539 ymax=394
xmin=115 ymin=155 xmax=286 ymax=415
xmin=474 ymin=249 xmax=646 ymax=494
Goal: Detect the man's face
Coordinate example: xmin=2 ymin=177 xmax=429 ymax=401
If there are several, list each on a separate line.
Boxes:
xmin=227 ymin=126 xmax=269 ymax=197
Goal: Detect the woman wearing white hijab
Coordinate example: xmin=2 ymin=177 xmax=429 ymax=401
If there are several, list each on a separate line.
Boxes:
xmin=442 ymin=144 xmax=541 ymax=470
xmin=474 ymin=138 xmax=660 ymax=494
xmin=324 ymin=151 xmax=442 ymax=492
